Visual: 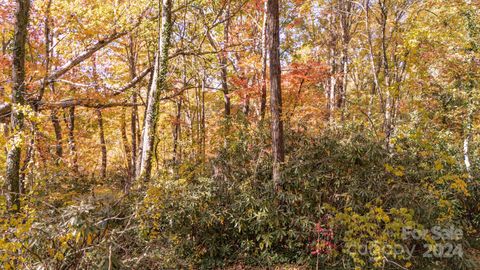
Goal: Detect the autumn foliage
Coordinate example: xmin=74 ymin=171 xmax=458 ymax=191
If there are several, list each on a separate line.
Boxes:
xmin=0 ymin=0 xmax=479 ymax=269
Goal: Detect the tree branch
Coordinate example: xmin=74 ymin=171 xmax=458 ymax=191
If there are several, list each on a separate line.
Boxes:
xmin=111 ymin=66 xmax=153 ymax=95
xmin=45 ymin=31 xmax=128 ymax=84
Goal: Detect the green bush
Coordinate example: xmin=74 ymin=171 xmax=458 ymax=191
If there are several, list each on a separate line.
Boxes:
xmin=139 ymin=127 xmax=478 ymax=269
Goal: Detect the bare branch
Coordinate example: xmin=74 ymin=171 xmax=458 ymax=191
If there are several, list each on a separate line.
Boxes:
xmin=111 ymin=66 xmax=153 ymax=95
xmin=46 ymin=32 xmax=128 ymax=83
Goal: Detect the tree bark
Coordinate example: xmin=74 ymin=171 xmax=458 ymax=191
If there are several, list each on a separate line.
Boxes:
xmin=37 ymin=0 xmax=53 ymax=104
xmin=172 ymin=99 xmax=182 ymax=165
xmin=380 ymin=1 xmax=393 ymax=151
xmin=64 ymin=107 xmax=79 ymax=174
xmin=1 ymin=89 xmax=7 ymax=152
xmin=137 ymin=0 xmax=173 ymax=182
xmin=131 ymin=92 xmax=138 ymax=178
xmin=19 ymin=0 xmax=54 ymax=192
xmin=327 ymin=1 xmax=338 ymax=125
xmin=50 ymin=109 xmax=63 ymax=162
xmin=221 ymin=2 xmax=231 ymax=118
xmin=120 ymin=108 xmax=132 ymax=188
xmin=6 ymin=0 xmax=30 ymax=211
xmin=127 ymin=34 xmax=137 ymax=184
xmin=463 ymin=114 xmax=472 ymax=179
xmin=96 ymin=109 xmax=107 ymax=179
xmin=200 ymin=71 xmax=206 ymax=166
xmin=260 ymin=1 xmax=268 ymax=122
xmin=267 ymin=0 xmax=284 ymax=187
xmin=338 ymin=0 xmax=354 ymax=118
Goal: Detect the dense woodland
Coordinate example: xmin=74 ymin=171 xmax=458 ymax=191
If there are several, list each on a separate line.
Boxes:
xmin=1 ymin=0 xmax=480 ymax=269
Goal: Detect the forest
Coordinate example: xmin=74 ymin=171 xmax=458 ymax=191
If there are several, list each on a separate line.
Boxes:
xmin=0 ymin=0 xmax=479 ymax=269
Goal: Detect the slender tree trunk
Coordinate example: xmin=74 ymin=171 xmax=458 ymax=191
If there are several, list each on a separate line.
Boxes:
xmin=1 ymin=90 xmax=7 ymax=147
xmin=328 ymin=56 xmax=337 ymax=124
xmin=128 ymin=34 xmax=138 ymax=181
xmin=365 ymin=0 xmax=383 ymax=111
xmin=6 ymin=0 xmax=30 ymax=211
xmin=200 ymin=71 xmax=206 ymax=166
xmin=380 ymin=3 xmax=393 ymax=150
xmin=3 ymin=124 xmax=8 ymax=155
xmin=96 ymin=109 xmax=107 ymax=179
xmin=338 ymin=0 xmax=353 ymax=119
xmin=137 ymin=0 xmax=173 ymax=181
xmin=327 ymin=2 xmax=338 ymax=125
xmin=19 ymin=0 xmax=53 ymax=192
xmin=48 ymin=14 xmax=62 ymax=164
xmin=340 ymin=45 xmax=348 ymax=110
xmin=267 ymin=0 xmax=284 ymax=188
xmin=121 ymin=108 xmax=132 ymax=185
xmin=184 ymin=91 xmax=195 ymax=160
xmin=131 ymin=95 xmax=138 ymax=176
xmin=194 ymin=83 xmax=200 ymax=156
xmin=464 ymin=105 xmax=473 ymax=180
xmin=64 ymin=107 xmax=79 ymax=174
xmin=463 ymin=11 xmax=478 ymax=180
xmin=259 ymin=2 xmax=268 ymax=122
xmin=19 ymin=124 xmax=35 ymax=193
xmin=173 ymin=99 xmax=182 ymax=165
xmin=463 ymin=77 xmax=474 ymax=180
xmin=50 ymin=109 xmax=63 ymax=162
xmin=37 ymin=0 xmax=53 ymax=105
xmin=174 ymin=51 xmax=186 ymax=168
xmin=221 ymin=59 xmax=231 ymax=118
xmin=243 ymin=89 xmax=250 ymax=116
xmin=221 ymin=2 xmax=231 ymax=119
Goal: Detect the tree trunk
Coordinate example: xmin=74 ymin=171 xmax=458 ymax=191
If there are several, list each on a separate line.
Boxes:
xmin=267 ymin=0 xmax=284 ymax=188
xmin=380 ymin=2 xmax=393 ymax=151
xmin=64 ymin=107 xmax=79 ymax=174
xmin=221 ymin=1 xmax=231 ymax=119
xmin=128 ymin=34 xmax=138 ymax=182
xmin=338 ymin=0 xmax=353 ymax=119
xmin=365 ymin=0 xmax=383 ymax=116
xmin=6 ymin=0 xmax=30 ymax=211
xmin=339 ymin=44 xmax=348 ymax=111
xmin=19 ymin=0 xmax=53 ymax=192
xmin=173 ymin=99 xmax=182 ymax=165
xmin=2 ymin=86 xmax=8 ymax=156
xmin=19 ymin=125 xmax=35 ymax=193
xmin=131 ymin=93 xmax=138 ymax=177
xmin=221 ymin=57 xmax=231 ymax=118
xmin=96 ymin=109 xmax=107 ymax=179
xmin=243 ymin=87 xmax=250 ymax=116
xmin=204 ymin=2 xmax=231 ymax=120
xmin=327 ymin=2 xmax=338 ymax=125
xmin=50 ymin=109 xmax=63 ymax=162
xmin=200 ymin=71 xmax=206 ymax=166
xmin=260 ymin=1 xmax=268 ymax=122
xmin=137 ymin=0 xmax=173 ymax=182
xmin=121 ymin=108 xmax=132 ymax=186
xmin=463 ymin=67 xmax=474 ymax=181
xmin=464 ymin=99 xmax=473 ymax=180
